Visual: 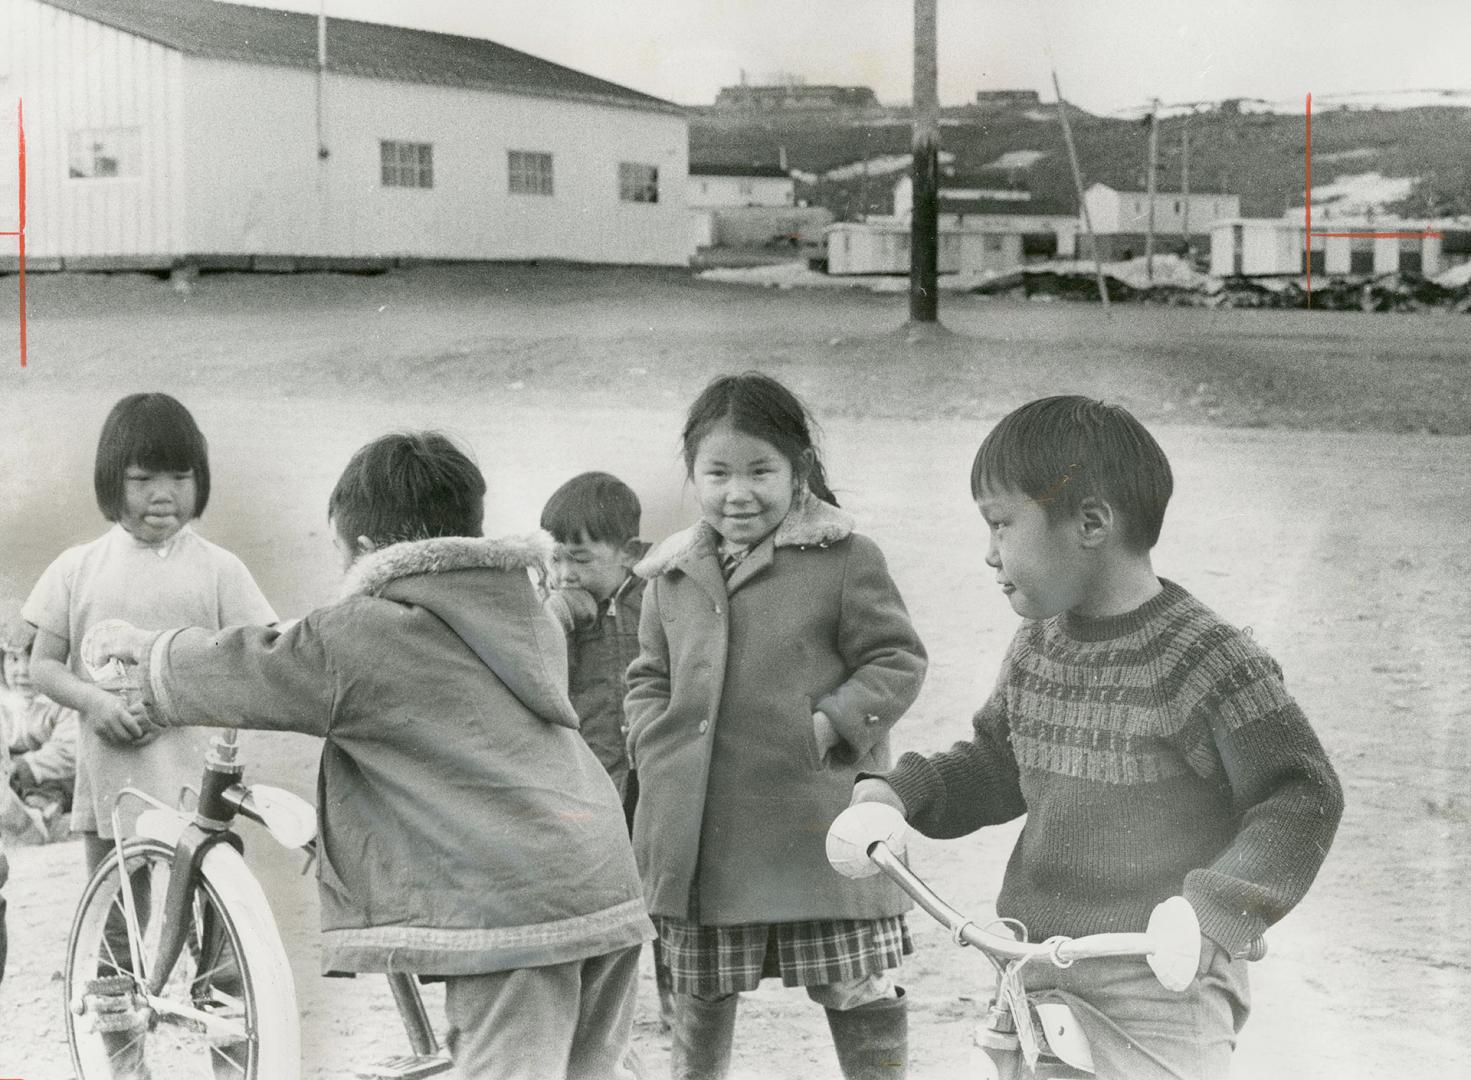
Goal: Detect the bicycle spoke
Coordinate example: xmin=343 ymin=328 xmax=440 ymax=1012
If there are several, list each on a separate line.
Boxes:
xmin=211 ymin=1038 xmax=249 ymax=1073
xmin=103 ymin=1028 xmax=147 ymax=1064
xmin=96 ymin=903 xmax=126 ymax=977
xmin=69 ymin=839 xmax=293 ymax=1080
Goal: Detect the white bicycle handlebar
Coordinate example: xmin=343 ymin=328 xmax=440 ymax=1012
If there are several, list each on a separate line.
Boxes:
xmin=827 ymin=803 xmax=1201 ymax=992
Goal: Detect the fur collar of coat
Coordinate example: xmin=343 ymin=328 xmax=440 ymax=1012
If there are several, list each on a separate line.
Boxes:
xmin=635 ymin=491 xmax=854 ymax=580
xmin=339 ymin=533 xmax=553 ymax=600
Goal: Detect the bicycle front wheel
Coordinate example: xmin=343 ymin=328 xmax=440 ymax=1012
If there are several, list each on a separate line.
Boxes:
xmin=64 ymin=838 xmax=300 ymax=1080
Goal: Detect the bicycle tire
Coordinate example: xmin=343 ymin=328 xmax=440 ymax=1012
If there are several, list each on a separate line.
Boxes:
xmin=64 ymin=838 xmax=300 ymax=1080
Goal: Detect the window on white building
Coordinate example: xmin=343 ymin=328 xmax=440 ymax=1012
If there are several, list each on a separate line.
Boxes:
xmin=1174 ymin=200 xmax=1182 ymax=213
xmin=619 ymin=163 xmax=659 ymax=203
xmin=381 ymin=141 xmax=433 ymax=188
xmin=68 ymin=128 xmax=141 ymax=179
xmin=509 ymin=151 xmax=554 ymax=196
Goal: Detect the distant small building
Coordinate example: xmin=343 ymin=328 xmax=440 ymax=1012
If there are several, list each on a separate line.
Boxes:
xmin=1082 ymin=183 xmax=1239 ymax=259
xmin=713 ymin=83 xmax=878 ymax=112
xmin=974 ymin=90 xmax=1041 ymax=111
xmin=1209 ymin=217 xmax=1451 ymax=277
xmin=686 ymin=164 xmax=828 ymax=249
xmin=826 ymin=219 xmax=1021 ymax=276
xmin=687 ymin=164 xmax=794 ymax=208
xmin=1208 ymin=220 xmax=1307 ymax=277
xmin=892 ymin=174 xmax=1078 ymax=258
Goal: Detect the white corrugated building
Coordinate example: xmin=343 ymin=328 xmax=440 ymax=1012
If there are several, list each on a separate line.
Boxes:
xmin=0 ymin=0 xmax=694 ymax=269
xmin=1208 ymin=217 xmax=1451 ymax=278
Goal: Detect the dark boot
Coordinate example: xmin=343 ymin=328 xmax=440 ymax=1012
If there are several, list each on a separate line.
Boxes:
xmin=669 ymin=991 xmax=738 ymax=1080
xmin=824 ymin=989 xmax=908 ymax=1080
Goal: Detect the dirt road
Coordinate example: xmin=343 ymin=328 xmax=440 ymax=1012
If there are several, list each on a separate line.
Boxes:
xmin=1 ymin=269 xmax=1467 ymax=1078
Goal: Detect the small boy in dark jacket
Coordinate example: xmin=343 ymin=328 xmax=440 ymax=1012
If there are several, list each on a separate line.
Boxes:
xmin=86 ymin=433 xmax=653 ymax=1080
xmin=539 ymin=471 xmax=676 ymax=1028
xmin=852 ymin=396 xmax=1343 ymax=1080
xmin=539 ymin=472 xmax=649 ymax=806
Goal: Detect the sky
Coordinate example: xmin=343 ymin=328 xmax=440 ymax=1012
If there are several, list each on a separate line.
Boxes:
xmin=246 ymin=0 xmax=1471 ymax=116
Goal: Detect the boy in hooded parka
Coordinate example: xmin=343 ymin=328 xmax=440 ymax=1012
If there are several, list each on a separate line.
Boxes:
xmin=83 ymin=431 xmax=654 ymax=1080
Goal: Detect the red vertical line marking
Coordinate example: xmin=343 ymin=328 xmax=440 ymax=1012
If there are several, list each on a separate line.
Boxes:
xmin=17 ymin=97 xmax=26 ymax=368
xmin=1305 ymin=93 xmax=1311 ymax=308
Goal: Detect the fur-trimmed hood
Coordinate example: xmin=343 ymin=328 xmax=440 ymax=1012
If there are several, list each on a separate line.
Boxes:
xmin=338 ymin=533 xmax=552 ymax=600
xmin=635 ymin=491 xmax=854 ymax=580
xmin=337 ymin=533 xmax=577 ymax=730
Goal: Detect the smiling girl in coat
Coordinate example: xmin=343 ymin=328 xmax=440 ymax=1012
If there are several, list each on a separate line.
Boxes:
xmin=626 ymin=372 xmax=927 ymax=1080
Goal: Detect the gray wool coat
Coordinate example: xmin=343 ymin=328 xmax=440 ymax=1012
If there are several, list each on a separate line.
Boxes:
xmin=625 ymin=494 xmax=927 ymax=924
xmin=140 ymin=534 xmax=654 ymax=976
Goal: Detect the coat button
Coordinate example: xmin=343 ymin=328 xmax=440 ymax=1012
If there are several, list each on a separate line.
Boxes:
xmin=698 ymin=720 xmax=709 ymax=734
xmin=713 ymin=604 xmax=723 ymax=614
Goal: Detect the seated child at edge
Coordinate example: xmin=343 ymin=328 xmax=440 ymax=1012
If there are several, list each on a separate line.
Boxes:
xmin=2 ymin=616 xmax=80 ymax=833
xmin=851 ymin=395 xmax=1344 ymax=1080
xmin=86 ymin=431 xmax=654 ymax=1080
xmin=539 ymin=471 xmax=650 ymax=806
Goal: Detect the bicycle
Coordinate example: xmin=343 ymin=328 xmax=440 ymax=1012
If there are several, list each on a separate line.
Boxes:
xmin=64 ymin=660 xmax=455 ymax=1080
xmin=826 ymin=803 xmax=1201 ymax=1079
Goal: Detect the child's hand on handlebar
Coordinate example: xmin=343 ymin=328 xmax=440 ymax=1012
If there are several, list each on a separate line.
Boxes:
xmin=86 ymin=692 xmax=155 ymax=746
xmin=81 ymin=619 xmax=153 ymax=670
xmin=849 ymin=777 xmax=908 ymax=815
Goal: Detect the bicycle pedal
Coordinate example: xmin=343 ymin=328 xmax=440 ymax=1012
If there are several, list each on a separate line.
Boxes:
xmin=80 ymin=975 xmax=152 ymax=1033
xmin=354 ymin=1052 xmax=454 ymax=1079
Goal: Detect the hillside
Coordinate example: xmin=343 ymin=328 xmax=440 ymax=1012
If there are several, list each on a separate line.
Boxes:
xmin=690 ymin=101 xmax=1471 ymax=222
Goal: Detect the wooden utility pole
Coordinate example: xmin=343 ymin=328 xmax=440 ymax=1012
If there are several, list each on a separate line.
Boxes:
xmin=1144 ymin=100 xmax=1159 ymax=281
xmin=1051 ymin=73 xmax=1110 ymax=311
xmin=909 ymin=0 xmax=939 ymax=324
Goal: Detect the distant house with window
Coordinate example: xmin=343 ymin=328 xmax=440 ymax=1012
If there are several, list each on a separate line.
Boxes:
xmin=892 ymin=173 xmax=1079 ymax=258
xmin=685 ymin=163 xmax=829 ymax=249
xmin=1080 ymin=182 xmax=1239 ymax=260
xmin=0 ymin=0 xmax=693 ymax=270
xmin=687 ymin=164 xmax=794 ymax=209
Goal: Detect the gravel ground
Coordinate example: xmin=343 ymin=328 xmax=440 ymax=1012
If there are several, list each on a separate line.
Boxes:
xmin=1 ymin=266 xmax=1467 ymax=1078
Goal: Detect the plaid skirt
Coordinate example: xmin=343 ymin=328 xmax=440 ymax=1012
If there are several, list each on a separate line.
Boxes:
xmin=654 ymin=915 xmax=912 ymax=996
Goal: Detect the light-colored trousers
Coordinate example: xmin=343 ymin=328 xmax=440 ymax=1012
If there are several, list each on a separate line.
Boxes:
xmin=444 ymin=945 xmax=642 ymax=1080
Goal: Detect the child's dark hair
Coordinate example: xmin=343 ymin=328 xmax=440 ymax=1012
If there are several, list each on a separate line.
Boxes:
xmin=681 ymin=371 xmax=838 ymax=507
xmin=94 ymin=393 xmax=211 ymax=522
xmin=971 ymin=395 xmax=1173 ymax=550
xmin=328 ymin=431 xmax=486 ymax=547
xmin=540 ymin=472 xmax=641 ymax=546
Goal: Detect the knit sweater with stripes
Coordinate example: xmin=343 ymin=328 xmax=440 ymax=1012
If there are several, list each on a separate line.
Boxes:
xmin=881 ymin=578 xmax=1343 ymax=960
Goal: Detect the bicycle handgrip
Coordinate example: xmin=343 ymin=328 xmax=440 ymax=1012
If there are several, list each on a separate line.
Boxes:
xmin=233 ymin=785 xmax=317 ymax=849
xmin=826 ymin=802 xmax=910 ymax=879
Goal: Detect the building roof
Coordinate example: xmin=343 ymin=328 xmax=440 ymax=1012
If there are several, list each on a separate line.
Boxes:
xmin=1087 ymin=181 xmax=1239 ymax=200
xmin=939 ymin=195 xmax=1076 ymax=217
xmin=688 ymin=163 xmax=790 ymax=179
xmin=38 ymin=0 xmax=681 ymax=114
xmin=984 ymin=150 xmax=1049 ymax=171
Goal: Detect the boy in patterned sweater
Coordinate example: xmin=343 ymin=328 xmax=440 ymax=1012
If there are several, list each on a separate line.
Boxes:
xmin=851 ymin=395 xmax=1343 ymax=1080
